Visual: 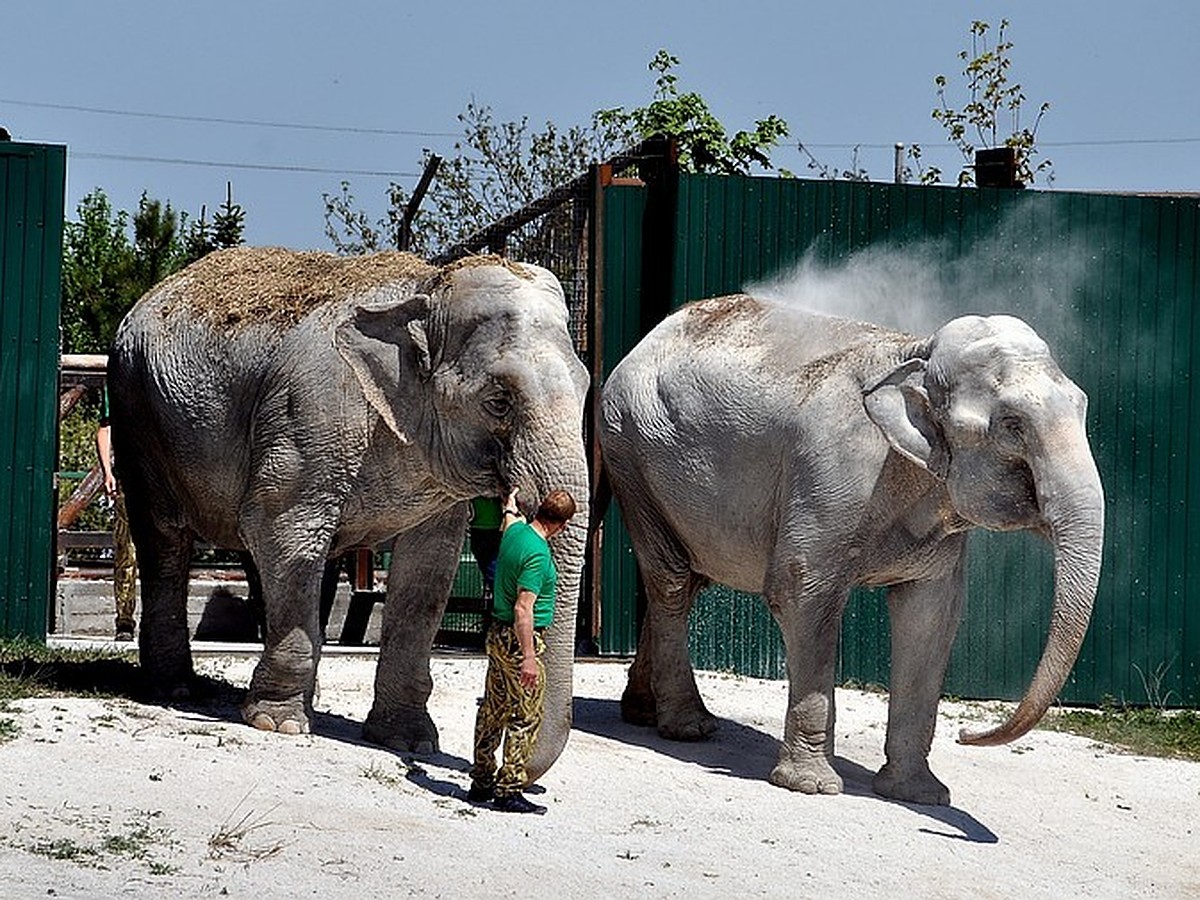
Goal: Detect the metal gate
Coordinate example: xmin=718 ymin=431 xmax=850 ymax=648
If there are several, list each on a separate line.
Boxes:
xmin=0 ymin=140 xmax=66 ymax=641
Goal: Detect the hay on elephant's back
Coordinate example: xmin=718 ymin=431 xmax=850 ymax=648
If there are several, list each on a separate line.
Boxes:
xmin=155 ymin=247 xmax=438 ymax=328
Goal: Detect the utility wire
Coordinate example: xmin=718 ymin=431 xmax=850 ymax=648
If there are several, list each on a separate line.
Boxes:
xmin=1042 ymin=137 xmax=1200 ymax=147
xmin=70 ymin=150 xmax=421 ymax=178
xmin=801 ymin=137 xmax=1200 ymax=150
xmin=8 ymin=97 xmax=1200 ymax=149
xmin=0 ymin=97 xmax=459 ymax=138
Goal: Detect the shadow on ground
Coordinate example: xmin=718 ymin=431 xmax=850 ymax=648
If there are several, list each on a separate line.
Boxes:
xmin=0 ymin=645 xmax=466 ymax=768
xmin=571 ymin=693 xmax=997 ymax=844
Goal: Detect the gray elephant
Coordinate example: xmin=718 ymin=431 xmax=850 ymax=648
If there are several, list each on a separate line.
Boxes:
xmin=598 ymin=294 xmax=1104 ymax=805
xmin=108 ymin=247 xmax=589 ymax=782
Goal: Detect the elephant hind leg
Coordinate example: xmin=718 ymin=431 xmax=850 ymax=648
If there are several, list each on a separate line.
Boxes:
xmin=130 ymin=518 xmax=196 ymax=698
xmin=617 ymin=497 xmax=715 ymax=740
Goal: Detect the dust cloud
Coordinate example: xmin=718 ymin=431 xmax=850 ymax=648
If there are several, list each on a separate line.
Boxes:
xmin=746 ymin=205 xmax=1097 ymax=345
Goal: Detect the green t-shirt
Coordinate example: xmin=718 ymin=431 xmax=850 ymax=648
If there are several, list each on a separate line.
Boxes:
xmin=471 ymin=497 xmax=503 ymax=530
xmin=492 ymin=521 xmax=557 ymax=629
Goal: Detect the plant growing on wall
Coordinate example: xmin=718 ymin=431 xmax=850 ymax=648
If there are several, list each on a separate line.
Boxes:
xmin=910 ymin=18 xmax=1052 ymax=186
xmin=596 ymin=50 xmax=790 ymax=177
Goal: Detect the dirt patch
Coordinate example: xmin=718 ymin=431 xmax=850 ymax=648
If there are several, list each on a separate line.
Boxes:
xmin=0 ymin=653 xmax=1196 ymax=898
xmin=681 ymin=293 xmax=765 ymax=338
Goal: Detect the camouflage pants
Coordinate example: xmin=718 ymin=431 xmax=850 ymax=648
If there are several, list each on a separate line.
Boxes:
xmin=470 ymin=622 xmax=546 ymax=796
xmin=113 ymin=491 xmax=138 ymax=632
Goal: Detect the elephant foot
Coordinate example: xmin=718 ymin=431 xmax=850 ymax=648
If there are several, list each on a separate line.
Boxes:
xmin=769 ymin=755 xmax=843 ymax=795
xmin=873 ymin=760 xmax=951 ymax=806
xmin=141 ymin=663 xmax=196 ymax=702
xmin=362 ymin=706 xmax=440 ymax=755
xmin=655 ymin=703 xmax=719 ymax=742
xmin=619 ymin=684 xmax=657 ymax=727
xmin=242 ymin=696 xmax=311 ymax=735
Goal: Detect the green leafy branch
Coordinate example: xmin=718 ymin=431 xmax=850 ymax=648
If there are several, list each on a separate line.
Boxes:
xmin=911 ymin=19 xmax=1052 ymax=186
xmin=596 ymin=50 xmax=790 ymax=176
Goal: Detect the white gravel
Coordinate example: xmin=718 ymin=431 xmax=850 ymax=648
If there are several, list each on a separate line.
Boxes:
xmin=1 ymin=651 xmax=1196 ymax=899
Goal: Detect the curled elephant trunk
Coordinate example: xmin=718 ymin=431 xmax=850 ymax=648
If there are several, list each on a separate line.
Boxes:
xmin=958 ymin=439 xmax=1105 ymax=746
xmin=510 ymin=450 xmax=591 ymax=785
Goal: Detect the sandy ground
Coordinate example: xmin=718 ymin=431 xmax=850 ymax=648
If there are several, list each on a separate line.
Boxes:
xmin=1 ymin=649 xmax=1197 ymax=900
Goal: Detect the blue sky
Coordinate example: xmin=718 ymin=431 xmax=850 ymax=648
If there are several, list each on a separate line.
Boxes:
xmin=5 ymin=1 xmax=1198 ymax=250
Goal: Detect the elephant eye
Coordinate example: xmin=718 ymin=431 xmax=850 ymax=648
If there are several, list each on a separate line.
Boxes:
xmin=483 ymin=395 xmax=513 ymax=419
xmin=996 ymin=415 xmax=1024 ymax=442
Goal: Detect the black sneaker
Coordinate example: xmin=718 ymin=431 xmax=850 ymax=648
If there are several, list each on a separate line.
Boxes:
xmin=466 ymin=782 xmax=494 ymax=804
xmin=492 ymin=793 xmax=546 ymax=815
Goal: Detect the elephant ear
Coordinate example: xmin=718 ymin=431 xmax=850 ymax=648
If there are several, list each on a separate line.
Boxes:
xmin=862 ymin=358 xmax=950 ymax=479
xmin=334 ymin=293 xmax=435 ymax=445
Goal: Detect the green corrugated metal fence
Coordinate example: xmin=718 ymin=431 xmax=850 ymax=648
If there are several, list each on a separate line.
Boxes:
xmin=597 ymin=172 xmax=1200 ymax=707
xmin=595 ymin=181 xmax=647 ymax=656
xmin=0 ymin=141 xmax=66 ymax=641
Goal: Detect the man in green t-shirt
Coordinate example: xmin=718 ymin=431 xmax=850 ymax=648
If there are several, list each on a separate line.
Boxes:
xmin=468 ymin=488 xmax=577 ymax=815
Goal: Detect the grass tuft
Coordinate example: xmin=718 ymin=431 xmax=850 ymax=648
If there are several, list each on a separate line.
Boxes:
xmin=1043 ymin=703 xmax=1200 ymax=762
xmin=0 ymin=637 xmax=140 ymax=703
xmin=208 ymin=793 xmax=285 ymax=863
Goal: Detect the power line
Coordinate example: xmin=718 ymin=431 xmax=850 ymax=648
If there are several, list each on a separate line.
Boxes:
xmin=0 ymin=97 xmax=459 ymax=138
xmin=1041 ymin=137 xmax=1200 ymax=147
xmin=800 ymin=137 xmax=1200 ymax=150
xmin=9 ymin=97 xmax=1200 ymax=151
xmin=71 ymin=150 xmax=421 ymax=178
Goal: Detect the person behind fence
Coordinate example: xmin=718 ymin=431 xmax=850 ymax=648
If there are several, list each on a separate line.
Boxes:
xmin=468 ymin=495 xmax=504 ymax=606
xmin=468 ymin=488 xmax=576 ymax=815
xmin=96 ymin=388 xmax=137 ymax=641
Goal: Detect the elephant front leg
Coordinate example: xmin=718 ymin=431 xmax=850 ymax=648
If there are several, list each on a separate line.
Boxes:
xmin=620 ymin=615 xmax=658 ymax=727
xmin=364 ymin=503 xmax=471 ymax=754
xmin=873 ymin=560 xmax=965 ymax=806
xmin=240 ymin=530 xmax=328 ymax=735
xmin=244 ymin=617 xmax=321 ymax=735
xmin=769 ymin=586 xmax=847 ymax=795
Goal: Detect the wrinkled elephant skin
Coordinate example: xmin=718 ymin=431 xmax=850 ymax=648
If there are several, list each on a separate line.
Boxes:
xmin=599 ymin=296 xmax=1104 ymax=805
xmin=109 ymin=248 xmax=589 ymax=780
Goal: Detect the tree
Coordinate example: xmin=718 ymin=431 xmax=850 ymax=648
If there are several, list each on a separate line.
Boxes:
xmin=325 ymin=102 xmax=628 ymax=258
xmin=910 ymin=19 xmax=1052 ymax=186
xmin=596 ymin=50 xmax=790 ymax=177
xmin=61 ymin=190 xmax=135 ymax=354
xmin=131 ymin=195 xmax=181 ymax=290
xmin=797 ymin=143 xmax=872 ymax=182
xmin=184 ymin=181 xmax=247 ymax=262
xmin=324 ymin=50 xmax=791 ymax=258
xmin=61 ymin=185 xmax=246 ymax=353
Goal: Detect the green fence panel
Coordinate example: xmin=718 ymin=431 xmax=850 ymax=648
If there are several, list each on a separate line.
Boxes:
xmin=595 ymin=181 xmax=648 ymax=656
xmin=0 ymin=141 xmax=65 ymax=641
xmin=599 ymin=171 xmax=1200 ymax=706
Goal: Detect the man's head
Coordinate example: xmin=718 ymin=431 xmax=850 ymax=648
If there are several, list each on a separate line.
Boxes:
xmin=533 ymin=490 xmax=576 ymax=538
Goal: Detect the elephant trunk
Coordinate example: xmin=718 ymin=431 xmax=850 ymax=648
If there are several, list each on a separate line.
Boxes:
xmin=958 ymin=433 xmax=1105 ymax=746
xmin=509 ymin=436 xmax=590 ymax=784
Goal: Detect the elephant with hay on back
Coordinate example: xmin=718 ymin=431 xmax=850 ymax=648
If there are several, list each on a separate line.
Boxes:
xmin=108 ymin=247 xmax=590 ymax=783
